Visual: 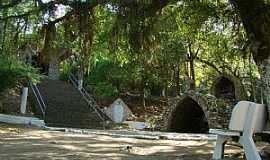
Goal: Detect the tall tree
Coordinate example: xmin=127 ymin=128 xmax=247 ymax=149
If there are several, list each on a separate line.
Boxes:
xmin=229 ymin=0 xmax=270 ymax=110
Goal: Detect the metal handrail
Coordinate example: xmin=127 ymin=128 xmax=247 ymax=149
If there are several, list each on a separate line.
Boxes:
xmin=68 ymin=74 xmax=106 ymax=122
xmin=81 ymin=88 xmax=107 ymax=117
xmin=34 ymin=84 xmax=46 ymax=109
xmin=29 ymin=81 xmax=46 ymax=119
xmin=82 ymin=87 xmax=108 ymax=118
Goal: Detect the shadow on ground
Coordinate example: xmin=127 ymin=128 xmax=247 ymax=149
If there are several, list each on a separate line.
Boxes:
xmin=0 ymin=123 xmax=243 ymax=160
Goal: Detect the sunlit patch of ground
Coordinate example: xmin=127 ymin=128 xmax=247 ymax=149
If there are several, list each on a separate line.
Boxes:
xmin=0 ymin=123 xmax=248 ymax=160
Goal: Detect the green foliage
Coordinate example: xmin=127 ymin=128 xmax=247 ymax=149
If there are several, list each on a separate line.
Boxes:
xmin=90 ymin=82 xmax=119 ymax=98
xmin=85 ymin=60 xmax=122 ymax=97
xmin=59 ymin=61 xmax=77 ymax=81
xmin=0 ymin=0 xmax=261 ymax=101
xmin=0 ymin=54 xmax=41 ymax=92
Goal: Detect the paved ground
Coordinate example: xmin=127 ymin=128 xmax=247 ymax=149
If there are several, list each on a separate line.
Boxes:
xmin=0 ymin=123 xmax=248 ymax=160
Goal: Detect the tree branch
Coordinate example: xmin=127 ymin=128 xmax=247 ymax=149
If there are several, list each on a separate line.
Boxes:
xmin=194 ymin=46 xmax=200 ymax=58
xmin=0 ymin=11 xmax=34 ymax=21
xmin=196 ymin=57 xmax=222 ymax=74
xmin=50 ymin=10 xmax=74 ymax=24
xmin=0 ymin=0 xmax=22 ymax=10
xmin=222 ymin=63 xmax=239 ymax=78
xmin=229 ymin=0 xmax=270 ymax=64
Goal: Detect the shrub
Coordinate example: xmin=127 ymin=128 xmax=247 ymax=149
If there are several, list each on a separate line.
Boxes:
xmin=90 ymin=82 xmax=119 ymax=97
xmin=85 ymin=60 xmax=122 ymax=98
xmin=59 ymin=61 xmax=76 ymax=81
xmin=0 ymin=54 xmax=41 ymax=92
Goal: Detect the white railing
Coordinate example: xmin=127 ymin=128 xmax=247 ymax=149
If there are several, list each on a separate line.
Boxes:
xmin=29 ymin=81 xmax=46 ymax=119
xmin=68 ymin=73 xmax=108 ymax=123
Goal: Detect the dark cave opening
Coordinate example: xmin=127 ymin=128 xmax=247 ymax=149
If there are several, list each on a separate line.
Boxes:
xmin=214 ymin=77 xmax=235 ymax=99
xmin=168 ymin=97 xmax=209 ymax=133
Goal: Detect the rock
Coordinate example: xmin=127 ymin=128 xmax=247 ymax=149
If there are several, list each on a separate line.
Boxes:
xmin=123 ymin=121 xmax=147 ymax=130
xmin=104 ymin=98 xmax=133 ymax=123
xmin=49 ymin=141 xmax=58 ymax=144
xmin=0 ymin=88 xmax=21 ymax=114
xmin=120 ymin=145 xmax=133 ymax=153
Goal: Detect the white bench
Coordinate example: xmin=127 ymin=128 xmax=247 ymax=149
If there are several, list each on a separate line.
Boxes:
xmin=210 ymin=101 xmax=267 ymax=160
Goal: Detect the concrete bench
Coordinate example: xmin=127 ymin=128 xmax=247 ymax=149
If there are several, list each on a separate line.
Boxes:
xmin=210 ymin=101 xmax=267 ymax=160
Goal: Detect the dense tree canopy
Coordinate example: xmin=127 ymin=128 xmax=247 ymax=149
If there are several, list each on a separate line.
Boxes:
xmin=0 ymin=0 xmax=269 ymax=108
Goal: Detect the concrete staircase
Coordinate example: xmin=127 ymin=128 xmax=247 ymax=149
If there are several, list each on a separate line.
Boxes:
xmin=37 ymin=79 xmax=106 ymax=129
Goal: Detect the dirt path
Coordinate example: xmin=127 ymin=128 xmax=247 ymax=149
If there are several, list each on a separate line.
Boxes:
xmin=0 ymin=123 xmax=246 ymax=160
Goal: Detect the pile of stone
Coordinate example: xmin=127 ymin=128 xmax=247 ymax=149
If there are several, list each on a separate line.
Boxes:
xmin=0 ymin=88 xmax=21 ymax=114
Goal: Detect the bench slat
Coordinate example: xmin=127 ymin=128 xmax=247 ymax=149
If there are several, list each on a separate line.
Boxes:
xmin=261 ymin=130 xmax=270 ymax=135
xmin=209 ymin=129 xmax=241 ymax=136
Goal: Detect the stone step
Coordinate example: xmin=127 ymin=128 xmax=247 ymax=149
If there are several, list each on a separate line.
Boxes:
xmin=46 ymin=121 xmax=104 ymax=129
xmin=32 ymin=78 xmax=107 ymax=129
xmin=45 ymin=115 xmax=101 ymax=122
xmin=47 ymin=110 xmax=96 ymax=115
xmin=45 ymin=107 xmax=96 ymax=113
xmin=45 ymin=118 xmax=103 ymax=128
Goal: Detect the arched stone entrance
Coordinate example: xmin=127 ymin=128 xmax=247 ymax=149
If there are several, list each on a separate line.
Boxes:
xmin=168 ymin=97 xmax=209 ymax=133
xmin=160 ymin=92 xmax=233 ymax=132
xmin=213 ymin=77 xmax=235 ymax=99
xmin=211 ymin=74 xmax=246 ymax=101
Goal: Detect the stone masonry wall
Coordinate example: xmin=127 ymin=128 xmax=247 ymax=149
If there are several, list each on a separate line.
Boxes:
xmin=160 ymin=91 xmax=235 ymax=132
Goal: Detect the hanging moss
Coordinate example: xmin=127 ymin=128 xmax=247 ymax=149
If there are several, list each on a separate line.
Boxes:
xmin=109 ymin=1 xmax=163 ymax=54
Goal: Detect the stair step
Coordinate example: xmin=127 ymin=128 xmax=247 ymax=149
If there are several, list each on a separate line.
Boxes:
xmin=31 ymin=79 xmax=107 ymax=129
xmin=45 ymin=122 xmax=105 ymax=128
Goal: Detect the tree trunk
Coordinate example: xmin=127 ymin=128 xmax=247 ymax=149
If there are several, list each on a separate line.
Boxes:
xmin=189 ymin=59 xmax=196 ymax=90
xmin=1 ymin=19 xmax=7 ymax=53
xmin=258 ymin=59 xmax=270 ymax=110
xmin=141 ymin=73 xmax=146 ymax=108
xmin=230 ymin=0 xmax=270 ymax=112
xmin=48 ymin=57 xmax=60 ymax=80
xmin=228 ymin=1 xmax=270 ymax=154
xmin=175 ymin=64 xmax=181 ymax=96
